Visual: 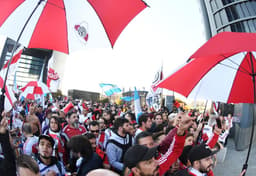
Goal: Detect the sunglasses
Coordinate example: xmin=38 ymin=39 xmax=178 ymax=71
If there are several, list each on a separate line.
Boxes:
xmin=91 ymin=130 xmax=99 ymax=133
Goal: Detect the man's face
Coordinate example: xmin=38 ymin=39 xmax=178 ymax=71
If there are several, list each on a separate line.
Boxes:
xmin=89 ymin=125 xmax=99 ymax=138
xmin=155 ymin=115 xmax=163 ymax=125
xmin=198 ymin=156 xmax=214 ymax=173
xmin=145 ymin=118 xmax=152 ymax=130
xmin=69 ymin=113 xmax=79 ymax=128
xmin=98 ymin=119 xmax=105 ymax=130
xmin=38 ymin=139 xmax=53 ymax=159
xmin=18 ymin=167 xmax=40 ymax=176
xmin=89 ymin=138 xmax=97 ymax=152
xmin=122 ymin=122 xmax=130 ymax=134
xmin=138 ymin=136 xmax=155 ymax=148
xmin=136 ymin=157 xmax=159 ymax=176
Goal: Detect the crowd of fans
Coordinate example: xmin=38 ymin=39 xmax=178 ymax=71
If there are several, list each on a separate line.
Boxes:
xmin=0 ymin=96 xmax=238 ymax=176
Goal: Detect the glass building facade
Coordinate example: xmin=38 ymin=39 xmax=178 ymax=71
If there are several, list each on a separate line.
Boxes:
xmin=200 ymin=0 xmax=256 ymax=38
xmin=0 ymin=38 xmax=52 ymax=88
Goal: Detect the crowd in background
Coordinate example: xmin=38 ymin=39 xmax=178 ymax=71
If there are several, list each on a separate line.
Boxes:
xmin=0 ymin=95 xmax=236 ymax=176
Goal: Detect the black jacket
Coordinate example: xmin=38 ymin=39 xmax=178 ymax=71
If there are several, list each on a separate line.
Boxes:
xmin=77 ymin=153 xmax=103 ymax=176
xmin=0 ymin=131 xmax=16 ymax=176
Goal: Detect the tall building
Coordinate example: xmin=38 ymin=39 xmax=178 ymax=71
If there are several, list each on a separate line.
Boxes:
xmin=0 ymin=38 xmax=52 ymax=88
xmin=200 ymin=0 xmax=256 ymax=39
xmin=199 ymin=0 xmax=256 ymax=151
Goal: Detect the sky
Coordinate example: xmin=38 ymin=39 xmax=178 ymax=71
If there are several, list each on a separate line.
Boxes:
xmin=61 ymin=0 xmax=207 ymax=95
xmin=0 ymin=0 xmax=207 ymax=99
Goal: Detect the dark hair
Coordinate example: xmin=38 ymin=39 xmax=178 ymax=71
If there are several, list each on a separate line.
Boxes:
xmin=154 ymin=113 xmax=163 ymax=119
xmin=113 ymin=118 xmax=129 ymax=130
xmin=84 ymin=132 xmax=96 ymax=140
xmin=49 ymin=116 xmax=62 ymax=131
xmin=22 ymin=123 xmax=32 ymax=134
xmin=135 ymin=131 xmax=152 ymax=145
xmin=89 ymin=121 xmax=99 ymax=127
xmin=125 ymin=112 xmax=136 ymax=121
xmin=17 ymin=154 xmax=39 ymax=174
xmin=67 ymin=108 xmax=77 ymax=118
xmin=68 ymin=135 xmax=93 ymax=159
xmin=138 ymin=113 xmax=150 ymax=126
xmin=152 ymin=131 xmax=165 ymax=142
xmin=186 ymin=132 xmax=194 ymax=139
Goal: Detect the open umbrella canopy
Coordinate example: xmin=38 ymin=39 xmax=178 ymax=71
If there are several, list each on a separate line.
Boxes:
xmin=158 ymin=32 xmax=256 ymax=104
xmin=0 ymin=0 xmax=147 ymax=53
xmin=20 ymin=81 xmax=50 ymax=98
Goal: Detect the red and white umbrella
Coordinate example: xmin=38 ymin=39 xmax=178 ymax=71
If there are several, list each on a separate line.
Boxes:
xmin=157 ymin=32 xmax=256 ymax=174
xmin=20 ymin=81 xmax=50 ymax=100
xmin=158 ymin=32 xmax=256 ymax=104
xmin=0 ymin=0 xmax=147 ymax=53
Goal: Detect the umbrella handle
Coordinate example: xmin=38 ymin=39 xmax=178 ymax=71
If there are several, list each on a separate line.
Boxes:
xmin=241 ymin=164 xmax=247 ymax=176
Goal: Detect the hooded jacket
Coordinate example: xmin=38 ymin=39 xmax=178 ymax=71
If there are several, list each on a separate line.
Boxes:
xmin=106 ymin=130 xmax=133 ymax=172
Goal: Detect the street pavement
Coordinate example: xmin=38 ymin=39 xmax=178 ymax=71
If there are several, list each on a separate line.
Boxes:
xmin=213 ymin=138 xmax=256 ymax=176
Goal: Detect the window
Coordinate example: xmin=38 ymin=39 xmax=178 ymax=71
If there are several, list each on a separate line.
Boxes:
xmin=220 ymin=9 xmax=229 ymax=24
xmin=210 ymin=0 xmax=218 ymax=12
xmin=241 ymin=2 xmax=250 ymax=17
xmin=214 ymin=13 xmax=223 ymax=28
xmin=222 ymin=0 xmax=235 ymax=6
xmin=246 ymin=1 xmax=256 ymax=16
xmin=248 ymin=19 xmax=256 ymax=32
xmin=231 ymin=22 xmax=246 ymax=32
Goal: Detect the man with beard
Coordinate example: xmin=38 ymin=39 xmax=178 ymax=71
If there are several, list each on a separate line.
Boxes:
xmin=35 ymin=134 xmax=66 ymax=176
xmin=123 ymin=116 xmax=194 ymax=176
xmin=63 ymin=109 xmax=87 ymax=139
xmin=106 ymin=118 xmax=133 ymax=174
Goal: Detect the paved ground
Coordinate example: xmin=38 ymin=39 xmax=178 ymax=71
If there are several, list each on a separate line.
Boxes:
xmin=213 ymin=138 xmax=256 ymax=176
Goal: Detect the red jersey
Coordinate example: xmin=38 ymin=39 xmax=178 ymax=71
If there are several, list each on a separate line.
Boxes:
xmin=63 ymin=124 xmax=87 ymax=139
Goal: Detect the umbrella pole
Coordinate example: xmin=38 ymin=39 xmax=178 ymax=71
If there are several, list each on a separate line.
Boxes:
xmin=0 ymin=0 xmax=44 ymax=121
xmin=242 ymin=52 xmax=256 ymax=175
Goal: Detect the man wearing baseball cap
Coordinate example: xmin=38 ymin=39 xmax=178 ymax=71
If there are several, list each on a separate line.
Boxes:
xmin=174 ymin=143 xmax=217 ymax=176
xmin=124 ymin=116 xmax=194 ymax=176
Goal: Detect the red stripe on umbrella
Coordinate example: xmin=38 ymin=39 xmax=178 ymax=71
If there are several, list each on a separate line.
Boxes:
xmin=29 ymin=0 xmax=69 ymax=53
xmin=228 ymin=53 xmax=256 ymax=103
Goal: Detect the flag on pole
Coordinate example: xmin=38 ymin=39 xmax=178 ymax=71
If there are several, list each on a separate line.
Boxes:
xmin=134 ymin=87 xmax=142 ymax=123
xmin=146 ymin=65 xmax=163 ymax=112
xmin=0 ymin=46 xmax=23 ymax=78
xmin=13 ymin=72 xmax=19 ymax=94
xmin=0 ymin=46 xmax=22 ymax=111
xmin=0 ymin=76 xmax=16 ymax=112
xmin=120 ymin=96 xmax=133 ymax=102
xmin=47 ymin=56 xmax=60 ymax=93
xmin=99 ymin=83 xmax=121 ymax=96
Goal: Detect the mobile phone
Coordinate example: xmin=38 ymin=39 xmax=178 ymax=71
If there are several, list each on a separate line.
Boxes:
xmin=216 ymin=118 xmax=222 ymax=129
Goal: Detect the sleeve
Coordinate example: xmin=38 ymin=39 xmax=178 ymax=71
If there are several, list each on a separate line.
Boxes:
xmin=206 ymin=132 xmax=219 ymax=149
xmin=158 ymin=134 xmax=186 ymax=176
xmin=106 ymin=142 xmax=123 ymax=171
xmin=0 ymin=131 xmax=17 ymax=176
xmin=158 ymin=127 xmax=177 ymax=154
xmin=61 ymin=162 xmax=66 ymax=176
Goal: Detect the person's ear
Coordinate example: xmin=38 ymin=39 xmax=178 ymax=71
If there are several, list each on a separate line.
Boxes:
xmin=131 ymin=167 xmax=141 ymax=175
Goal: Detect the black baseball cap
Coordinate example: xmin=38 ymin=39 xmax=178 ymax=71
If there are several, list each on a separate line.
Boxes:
xmin=188 ymin=143 xmax=218 ymax=164
xmin=124 ymin=145 xmax=158 ymax=169
xmin=38 ymin=134 xmax=55 ymax=148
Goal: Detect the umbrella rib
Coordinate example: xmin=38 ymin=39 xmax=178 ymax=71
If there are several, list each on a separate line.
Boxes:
xmin=46 ymin=1 xmax=65 ymax=10
xmin=221 ymin=56 xmax=251 ymax=75
xmin=218 ymin=62 xmax=250 ymax=75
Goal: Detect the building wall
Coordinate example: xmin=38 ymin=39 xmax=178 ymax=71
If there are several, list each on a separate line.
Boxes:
xmin=0 ymin=38 xmax=51 ymax=88
xmin=201 ymin=0 xmax=256 ymax=38
xmin=68 ymin=89 xmax=100 ymax=103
